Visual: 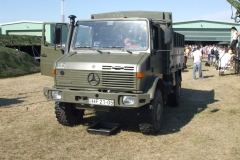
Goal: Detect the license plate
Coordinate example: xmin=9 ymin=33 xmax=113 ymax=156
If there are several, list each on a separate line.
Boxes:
xmin=88 ymin=98 xmax=114 ymax=106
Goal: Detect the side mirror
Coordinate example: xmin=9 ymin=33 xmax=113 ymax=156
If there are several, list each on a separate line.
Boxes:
xmin=164 ymin=26 xmax=173 ymax=44
xmin=54 ymin=28 xmax=61 ymax=44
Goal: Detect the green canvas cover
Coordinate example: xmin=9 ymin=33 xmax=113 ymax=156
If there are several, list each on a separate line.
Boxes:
xmin=91 ymin=11 xmax=172 ymax=22
xmin=0 ymin=35 xmax=41 ymax=47
xmin=0 ymin=46 xmax=40 ymax=78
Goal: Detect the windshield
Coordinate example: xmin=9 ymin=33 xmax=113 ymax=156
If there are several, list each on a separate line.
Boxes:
xmin=73 ymin=20 xmax=148 ymax=50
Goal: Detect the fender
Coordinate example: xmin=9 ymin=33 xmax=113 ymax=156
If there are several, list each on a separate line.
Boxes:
xmin=53 ymin=53 xmax=70 ymax=69
xmin=143 ymin=76 xmax=164 ymax=100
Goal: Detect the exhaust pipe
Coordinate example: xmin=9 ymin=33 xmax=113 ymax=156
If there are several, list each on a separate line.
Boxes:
xmin=65 ymin=15 xmax=76 ymax=54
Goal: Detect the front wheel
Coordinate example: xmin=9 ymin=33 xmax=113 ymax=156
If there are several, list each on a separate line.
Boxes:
xmin=55 ymin=102 xmax=84 ymax=126
xmin=139 ymin=89 xmax=163 ymax=134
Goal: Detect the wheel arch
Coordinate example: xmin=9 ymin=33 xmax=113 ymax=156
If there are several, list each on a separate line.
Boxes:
xmin=143 ymin=76 xmax=164 ymax=100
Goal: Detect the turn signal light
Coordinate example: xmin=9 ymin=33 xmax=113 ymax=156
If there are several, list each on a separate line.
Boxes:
xmin=136 ymin=72 xmax=144 ymax=78
xmin=52 ymin=69 xmax=56 ymax=74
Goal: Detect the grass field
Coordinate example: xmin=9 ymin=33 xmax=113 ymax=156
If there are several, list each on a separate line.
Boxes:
xmin=0 ymin=59 xmax=240 ymax=160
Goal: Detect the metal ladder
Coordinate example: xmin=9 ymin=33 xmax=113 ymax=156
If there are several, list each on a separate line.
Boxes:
xmin=234 ymin=47 xmax=240 ymax=75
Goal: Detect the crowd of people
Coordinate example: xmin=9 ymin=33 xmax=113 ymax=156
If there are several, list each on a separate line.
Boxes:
xmin=184 ymin=26 xmax=240 ymax=79
xmin=185 ymin=44 xmax=234 ymax=64
xmin=184 ymin=42 xmax=238 ymax=78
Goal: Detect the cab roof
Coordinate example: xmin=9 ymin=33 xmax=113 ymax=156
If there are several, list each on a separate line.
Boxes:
xmin=91 ymin=11 xmax=172 ymax=22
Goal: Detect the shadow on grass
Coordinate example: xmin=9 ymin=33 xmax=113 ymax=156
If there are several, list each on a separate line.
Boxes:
xmin=159 ymin=88 xmax=217 ymax=135
xmin=203 ymin=75 xmax=214 ymax=79
xmin=81 ymin=88 xmax=216 ymax=135
xmin=0 ymin=97 xmax=25 ymax=107
xmin=210 ymin=109 xmax=219 ymax=113
xmin=219 ymin=72 xmax=238 ymax=76
xmin=182 ymin=69 xmax=189 ymax=73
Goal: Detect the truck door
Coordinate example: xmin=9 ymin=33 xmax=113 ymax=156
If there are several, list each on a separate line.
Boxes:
xmin=40 ymin=23 xmax=69 ymax=76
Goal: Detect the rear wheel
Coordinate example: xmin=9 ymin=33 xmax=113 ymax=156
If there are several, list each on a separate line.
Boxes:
xmin=55 ymin=102 xmax=84 ymax=126
xmin=167 ymin=73 xmax=181 ymax=107
xmin=139 ymin=89 xmax=163 ymax=134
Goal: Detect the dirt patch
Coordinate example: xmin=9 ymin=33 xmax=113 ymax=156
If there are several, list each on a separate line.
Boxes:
xmin=0 ymin=59 xmax=240 ymax=160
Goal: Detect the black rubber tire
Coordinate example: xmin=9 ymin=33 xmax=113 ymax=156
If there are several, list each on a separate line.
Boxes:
xmin=139 ymin=89 xmax=163 ymax=134
xmin=167 ymin=73 xmax=181 ymax=107
xmin=55 ymin=102 xmax=84 ymax=126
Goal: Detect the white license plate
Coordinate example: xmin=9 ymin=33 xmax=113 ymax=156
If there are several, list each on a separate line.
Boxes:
xmin=88 ymin=98 xmax=114 ymax=106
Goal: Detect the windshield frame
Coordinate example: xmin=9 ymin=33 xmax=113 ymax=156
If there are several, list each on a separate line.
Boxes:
xmin=71 ymin=18 xmax=150 ymax=52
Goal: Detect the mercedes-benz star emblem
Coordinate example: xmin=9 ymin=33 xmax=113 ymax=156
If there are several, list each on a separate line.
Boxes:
xmin=87 ymin=73 xmax=100 ymax=86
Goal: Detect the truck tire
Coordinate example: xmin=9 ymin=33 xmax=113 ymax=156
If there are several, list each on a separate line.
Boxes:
xmin=167 ymin=73 xmax=181 ymax=107
xmin=55 ymin=102 xmax=84 ymax=126
xmin=139 ymin=89 xmax=163 ymax=134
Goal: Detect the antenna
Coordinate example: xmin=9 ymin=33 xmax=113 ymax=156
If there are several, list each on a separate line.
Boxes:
xmin=61 ymin=0 xmax=65 ymax=23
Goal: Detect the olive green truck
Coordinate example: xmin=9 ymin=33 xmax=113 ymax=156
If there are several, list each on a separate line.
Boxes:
xmin=41 ymin=11 xmax=185 ymax=134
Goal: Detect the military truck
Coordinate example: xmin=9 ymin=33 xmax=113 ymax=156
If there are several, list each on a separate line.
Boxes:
xmin=41 ymin=11 xmax=185 ymax=134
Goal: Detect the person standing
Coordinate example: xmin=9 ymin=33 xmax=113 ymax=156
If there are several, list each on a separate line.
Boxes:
xmin=212 ymin=44 xmax=218 ymax=66
xmin=217 ymin=45 xmax=226 ymax=70
xmin=230 ymin=26 xmax=240 ymax=53
xmin=207 ymin=45 xmax=212 ymax=64
xmin=192 ymin=45 xmax=203 ymax=80
xmin=184 ymin=44 xmax=190 ymax=68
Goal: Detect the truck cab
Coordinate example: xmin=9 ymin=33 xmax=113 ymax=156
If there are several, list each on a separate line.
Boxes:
xmin=41 ymin=11 xmax=185 ymax=134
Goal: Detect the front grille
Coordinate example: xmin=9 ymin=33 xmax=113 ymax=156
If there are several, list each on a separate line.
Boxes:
xmin=56 ymin=70 xmax=93 ymax=86
xmin=56 ymin=70 xmax=136 ymax=90
xmin=102 ymin=71 xmax=136 ymax=89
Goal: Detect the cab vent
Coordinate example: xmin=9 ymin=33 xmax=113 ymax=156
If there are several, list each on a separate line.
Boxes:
xmin=124 ymin=66 xmax=134 ymax=71
xmin=102 ymin=65 xmax=135 ymax=71
xmin=102 ymin=66 xmax=112 ymax=70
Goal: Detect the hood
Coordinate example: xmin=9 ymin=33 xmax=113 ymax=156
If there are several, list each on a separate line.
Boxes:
xmin=55 ymin=52 xmax=144 ymax=71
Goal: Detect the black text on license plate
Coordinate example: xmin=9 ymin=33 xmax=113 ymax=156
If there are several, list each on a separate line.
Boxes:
xmin=89 ymin=98 xmax=114 ymax=106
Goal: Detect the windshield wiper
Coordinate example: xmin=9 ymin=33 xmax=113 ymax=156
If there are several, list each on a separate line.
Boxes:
xmin=91 ymin=49 xmax=110 ymax=54
xmin=102 ymin=46 xmax=124 ymax=49
xmin=122 ymin=49 xmax=132 ymax=54
xmin=95 ymin=49 xmax=103 ymax=53
xmin=93 ymin=46 xmax=133 ymax=54
xmin=75 ymin=46 xmax=92 ymax=49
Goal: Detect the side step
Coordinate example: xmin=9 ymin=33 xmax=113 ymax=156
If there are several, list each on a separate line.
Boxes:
xmin=87 ymin=121 xmax=122 ymax=136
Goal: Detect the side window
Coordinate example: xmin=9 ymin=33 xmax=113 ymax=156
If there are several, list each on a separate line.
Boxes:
xmin=55 ymin=24 xmax=68 ymax=49
xmin=44 ymin=24 xmax=68 ymax=48
xmin=44 ymin=24 xmax=52 ymax=46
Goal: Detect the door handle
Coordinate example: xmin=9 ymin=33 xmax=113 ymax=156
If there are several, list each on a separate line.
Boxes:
xmin=61 ymin=49 xmax=65 ymax=54
xmin=41 ymin=54 xmax=47 ymax=57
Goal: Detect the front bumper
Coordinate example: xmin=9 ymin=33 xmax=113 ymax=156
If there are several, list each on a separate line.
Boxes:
xmin=43 ymin=87 xmax=150 ymax=108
